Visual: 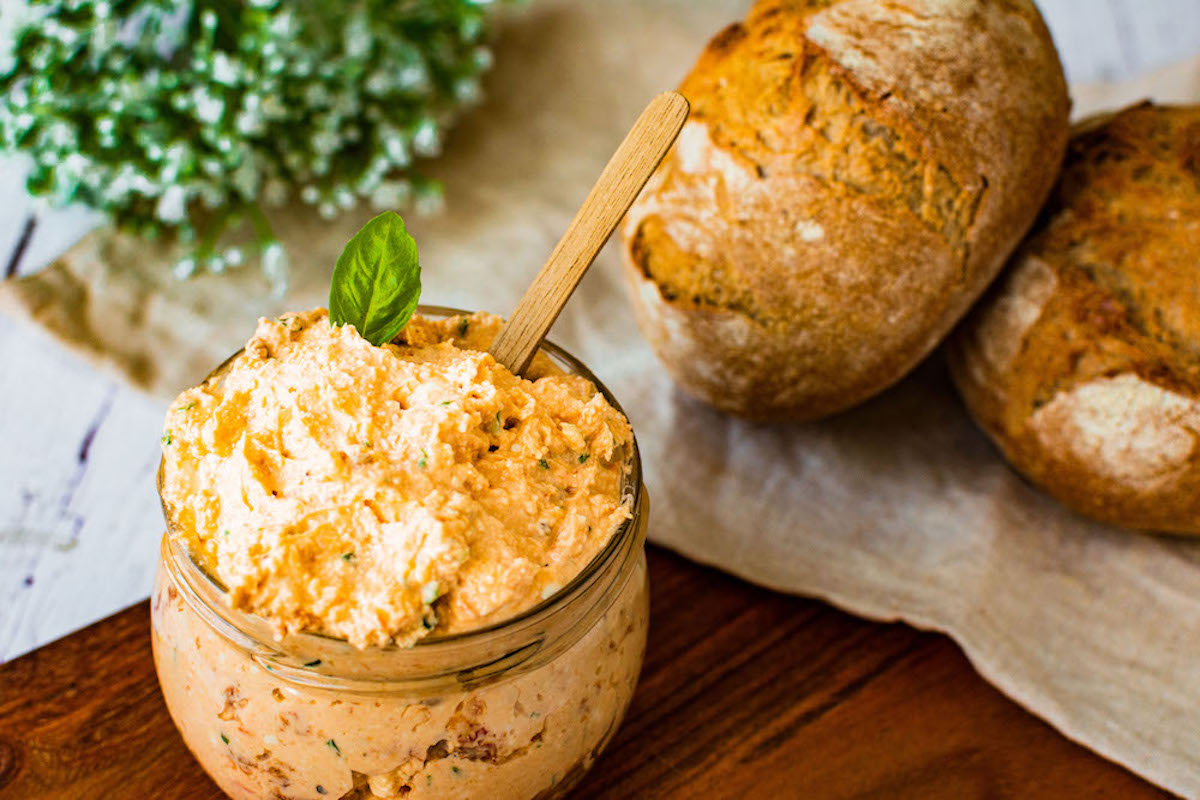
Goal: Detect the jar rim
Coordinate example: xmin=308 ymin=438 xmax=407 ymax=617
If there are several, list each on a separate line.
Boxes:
xmin=156 ymin=305 xmax=645 ymax=686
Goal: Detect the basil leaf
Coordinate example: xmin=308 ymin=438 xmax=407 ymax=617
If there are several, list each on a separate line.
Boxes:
xmin=329 ymin=212 xmax=422 ymax=346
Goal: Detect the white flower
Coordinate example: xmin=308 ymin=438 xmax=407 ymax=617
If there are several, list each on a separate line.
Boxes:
xmin=310 ymin=130 xmax=339 ymax=156
xmin=412 ymin=119 xmax=440 ymax=157
xmin=210 ymin=53 xmax=239 ymax=86
xmin=261 ymin=242 xmax=289 ymax=295
xmin=235 ymin=94 xmax=265 ymax=135
xmin=192 ymin=88 xmax=224 ymax=125
xmin=231 ymin=159 xmax=259 ymax=200
xmin=370 ymin=180 xmax=410 ymax=210
xmin=172 ymin=257 xmax=197 ymax=280
xmin=1 ymin=0 xmax=507 ymax=284
xmin=343 ymin=11 xmax=371 ymax=59
xmin=384 ymin=134 xmax=409 ymax=166
xmin=397 ymin=64 xmax=428 ymax=92
xmin=155 ymin=184 xmax=187 ymax=223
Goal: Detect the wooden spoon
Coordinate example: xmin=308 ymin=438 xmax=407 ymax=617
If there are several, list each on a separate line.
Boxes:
xmin=488 ymin=91 xmax=689 ymax=375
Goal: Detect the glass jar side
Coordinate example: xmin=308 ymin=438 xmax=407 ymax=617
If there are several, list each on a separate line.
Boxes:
xmin=152 ymin=546 xmax=648 ymax=800
xmin=151 ymin=305 xmax=652 ymax=798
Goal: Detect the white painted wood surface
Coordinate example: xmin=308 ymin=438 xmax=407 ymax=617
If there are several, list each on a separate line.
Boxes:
xmin=1 ymin=0 xmax=1198 ymax=662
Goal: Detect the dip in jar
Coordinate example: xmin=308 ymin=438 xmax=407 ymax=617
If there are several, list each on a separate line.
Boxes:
xmin=152 ymin=307 xmax=649 ymax=799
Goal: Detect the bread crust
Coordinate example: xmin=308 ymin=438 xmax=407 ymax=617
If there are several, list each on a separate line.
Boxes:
xmin=948 ymin=103 xmax=1200 ymax=534
xmin=621 ymin=0 xmax=1069 ymax=420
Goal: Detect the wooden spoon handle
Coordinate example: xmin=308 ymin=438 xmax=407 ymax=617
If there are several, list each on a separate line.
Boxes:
xmin=488 ymin=91 xmax=689 ymax=375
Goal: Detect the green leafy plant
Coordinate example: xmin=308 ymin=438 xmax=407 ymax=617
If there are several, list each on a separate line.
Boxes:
xmin=0 ymin=0 xmax=511 ymax=289
xmin=329 ymin=211 xmax=421 ymax=346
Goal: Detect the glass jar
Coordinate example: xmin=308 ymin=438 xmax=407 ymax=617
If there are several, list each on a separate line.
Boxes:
xmin=151 ymin=307 xmax=650 ymax=800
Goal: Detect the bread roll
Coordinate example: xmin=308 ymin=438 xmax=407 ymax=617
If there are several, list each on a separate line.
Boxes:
xmin=620 ymin=0 xmax=1069 ymax=420
xmin=949 ymin=103 xmax=1200 ymax=535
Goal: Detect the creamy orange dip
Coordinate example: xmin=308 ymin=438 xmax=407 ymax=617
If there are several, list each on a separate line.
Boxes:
xmin=159 ymin=309 xmax=633 ymax=647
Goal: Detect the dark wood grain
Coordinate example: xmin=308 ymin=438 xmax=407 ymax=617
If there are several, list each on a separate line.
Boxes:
xmin=0 ymin=548 xmax=1170 ymax=800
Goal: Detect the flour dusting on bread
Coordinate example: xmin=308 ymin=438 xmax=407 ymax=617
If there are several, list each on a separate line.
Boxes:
xmin=1031 ymin=375 xmax=1200 ymax=492
xmin=621 ymin=0 xmax=1069 ymax=420
xmin=949 ymin=102 xmax=1200 ymax=534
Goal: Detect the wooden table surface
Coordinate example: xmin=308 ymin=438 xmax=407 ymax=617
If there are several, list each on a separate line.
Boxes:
xmin=0 ymin=547 xmax=1169 ymax=800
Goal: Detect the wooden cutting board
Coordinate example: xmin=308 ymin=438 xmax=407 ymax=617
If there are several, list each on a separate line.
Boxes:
xmin=0 ymin=547 xmax=1168 ymax=799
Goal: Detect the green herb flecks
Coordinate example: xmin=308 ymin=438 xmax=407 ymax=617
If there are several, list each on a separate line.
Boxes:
xmin=341 ymin=552 xmax=355 ymax=562
xmin=538 ymin=458 xmax=549 ymax=470
xmin=457 ymin=318 xmax=469 ymax=336
xmin=304 ymin=659 xmax=322 ymax=667
xmin=451 ymin=766 xmax=462 ymax=776
xmin=578 ymin=453 xmax=590 ymax=464
xmin=327 ymin=739 xmax=341 ymax=756
xmin=277 ymin=316 xmax=305 ymax=334
xmin=418 ymin=449 xmax=428 ymax=469
xmin=486 ymin=411 xmax=502 ymax=435
xmin=220 ymin=732 xmax=229 ymax=745
xmin=329 ymin=212 xmax=422 ymax=346
xmin=161 ymin=433 xmax=173 ymax=445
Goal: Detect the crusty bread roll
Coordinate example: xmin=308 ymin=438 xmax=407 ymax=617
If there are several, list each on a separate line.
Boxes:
xmin=620 ymin=0 xmax=1069 ymax=420
xmin=949 ymin=103 xmax=1200 ymax=535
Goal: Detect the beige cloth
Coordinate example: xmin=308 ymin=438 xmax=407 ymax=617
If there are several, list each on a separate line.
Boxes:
xmin=3 ymin=1 xmax=1200 ymax=795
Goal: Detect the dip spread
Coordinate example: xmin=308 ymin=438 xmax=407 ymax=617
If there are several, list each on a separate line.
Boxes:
xmin=152 ymin=308 xmax=649 ymax=800
xmin=159 ymin=309 xmax=633 ymax=647
xmin=153 ymin=542 xmax=648 ymax=799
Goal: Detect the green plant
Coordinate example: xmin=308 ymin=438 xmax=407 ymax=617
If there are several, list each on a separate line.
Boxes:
xmin=329 ymin=211 xmax=422 ymax=346
xmin=0 ymin=0 xmax=509 ymax=289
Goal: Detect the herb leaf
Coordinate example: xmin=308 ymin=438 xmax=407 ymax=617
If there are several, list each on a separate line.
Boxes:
xmin=329 ymin=212 xmax=422 ymax=346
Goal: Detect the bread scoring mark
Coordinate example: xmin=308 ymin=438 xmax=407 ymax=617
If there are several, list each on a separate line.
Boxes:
xmin=626 ymin=0 xmax=989 ymax=324
xmin=799 ymin=6 xmax=982 ymax=242
xmin=672 ymin=121 xmax=721 ymax=176
xmin=671 ymin=120 xmax=757 ymax=196
xmin=1030 ymin=374 xmax=1200 ymax=492
xmin=1050 ymin=107 xmax=1200 ymax=374
xmin=1009 ymin=104 xmax=1200 ymax=418
xmin=705 ymin=40 xmax=978 ymax=246
xmin=971 ymin=255 xmax=1057 ymax=379
xmin=632 ymin=276 xmax=759 ymax=397
xmin=624 ymin=120 xmax=769 ymax=322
